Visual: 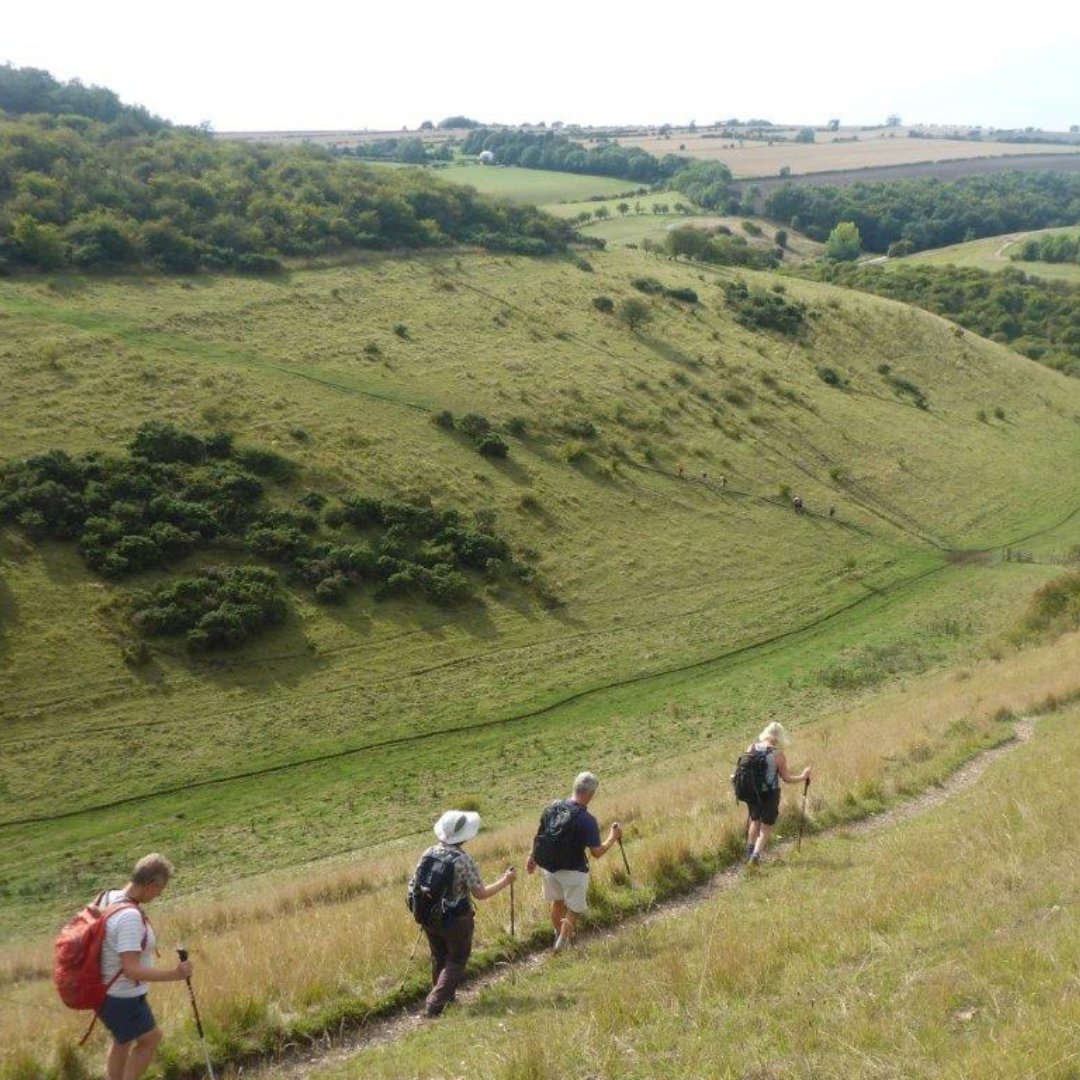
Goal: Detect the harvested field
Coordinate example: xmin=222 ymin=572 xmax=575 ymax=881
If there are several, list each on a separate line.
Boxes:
xmin=617 ymin=129 xmax=1080 ymax=179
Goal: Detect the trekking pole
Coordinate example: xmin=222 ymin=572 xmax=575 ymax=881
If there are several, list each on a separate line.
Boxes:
xmin=616 ymin=828 xmax=632 ymax=881
xmin=509 ymin=877 xmax=516 ymax=938
xmin=177 ymin=949 xmax=216 ymax=1080
xmin=397 ymin=926 xmax=425 ymax=992
xmin=796 ymin=777 xmax=811 ymax=851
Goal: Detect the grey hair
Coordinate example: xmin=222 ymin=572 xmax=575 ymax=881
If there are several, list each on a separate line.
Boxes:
xmin=573 ymin=771 xmax=599 ymax=796
xmin=757 ymin=721 xmax=791 ymax=748
xmin=131 ymin=853 xmax=174 ymax=887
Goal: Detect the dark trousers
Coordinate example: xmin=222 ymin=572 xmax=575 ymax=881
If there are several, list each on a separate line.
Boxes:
xmin=424 ymin=910 xmax=474 ymax=1014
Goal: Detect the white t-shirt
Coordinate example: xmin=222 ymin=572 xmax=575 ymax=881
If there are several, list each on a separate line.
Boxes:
xmin=98 ymin=889 xmax=155 ymax=998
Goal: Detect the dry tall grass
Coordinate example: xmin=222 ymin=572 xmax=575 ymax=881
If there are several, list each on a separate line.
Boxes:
xmin=4 ymin=630 xmax=1080 ymax=1076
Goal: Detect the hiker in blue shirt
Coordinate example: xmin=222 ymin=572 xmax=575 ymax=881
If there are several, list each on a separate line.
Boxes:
xmin=525 ymin=771 xmax=622 ymax=951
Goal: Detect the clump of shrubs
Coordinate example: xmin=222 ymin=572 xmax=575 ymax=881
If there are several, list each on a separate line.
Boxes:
xmin=592 ymin=295 xmax=615 ymax=313
xmin=723 ymin=280 xmax=807 ymax=336
xmin=665 ymin=286 xmax=698 ymax=304
xmin=878 ymin=366 xmax=928 ymax=409
xmin=131 ymin=566 xmax=287 ymax=652
xmin=817 ymin=366 xmax=848 ymax=389
xmin=630 ymin=276 xmax=665 ymax=295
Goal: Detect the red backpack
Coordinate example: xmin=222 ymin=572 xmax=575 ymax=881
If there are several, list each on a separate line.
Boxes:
xmin=54 ymin=892 xmax=149 ymax=1040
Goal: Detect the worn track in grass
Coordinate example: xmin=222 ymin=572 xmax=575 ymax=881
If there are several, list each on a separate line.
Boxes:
xmin=252 ymin=716 xmax=1037 ymax=1080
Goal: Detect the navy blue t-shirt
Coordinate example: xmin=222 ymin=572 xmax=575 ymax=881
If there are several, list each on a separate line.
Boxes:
xmin=558 ymin=800 xmax=602 ymax=873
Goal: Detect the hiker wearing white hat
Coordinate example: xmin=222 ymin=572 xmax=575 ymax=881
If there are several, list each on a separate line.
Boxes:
xmin=408 ymin=810 xmax=516 ymax=1018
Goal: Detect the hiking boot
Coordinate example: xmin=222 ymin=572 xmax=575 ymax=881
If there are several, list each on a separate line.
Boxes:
xmin=423 ymin=1002 xmax=444 ymax=1019
xmin=554 ymin=933 xmax=573 ymax=952
xmin=747 ymin=852 xmax=761 ymax=867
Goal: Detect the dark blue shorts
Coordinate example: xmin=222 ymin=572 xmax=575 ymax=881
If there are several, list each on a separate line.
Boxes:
xmin=748 ymin=789 xmax=782 ymax=826
xmin=98 ymin=994 xmax=156 ymax=1043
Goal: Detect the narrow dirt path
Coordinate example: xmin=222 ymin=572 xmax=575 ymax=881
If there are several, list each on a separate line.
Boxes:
xmin=256 ymin=717 xmax=1037 ymax=1080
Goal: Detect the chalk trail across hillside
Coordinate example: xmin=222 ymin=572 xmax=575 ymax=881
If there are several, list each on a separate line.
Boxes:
xmin=247 ymin=716 xmax=1040 ymax=1080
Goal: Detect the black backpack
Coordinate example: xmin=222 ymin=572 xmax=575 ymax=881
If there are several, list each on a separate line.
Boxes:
xmin=406 ymin=848 xmax=468 ymax=927
xmin=732 ymin=746 xmax=772 ymax=804
xmin=531 ymin=800 xmax=582 ymax=872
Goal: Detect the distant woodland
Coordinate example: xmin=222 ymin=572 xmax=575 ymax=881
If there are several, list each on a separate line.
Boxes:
xmin=765 ymin=173 xmax=1080 ymax=254
xmin=0 ymin=65 xmax=579 ymax=273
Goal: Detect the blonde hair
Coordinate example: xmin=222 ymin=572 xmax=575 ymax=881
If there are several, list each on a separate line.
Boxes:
xmin=757 ymin=721 xmax=791 ymax=747
xmin=131 ymin=853 xmax=174 ymax=887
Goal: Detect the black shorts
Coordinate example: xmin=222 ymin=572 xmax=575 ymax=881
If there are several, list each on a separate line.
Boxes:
xmin=747 ymin=789 xmax=781 ymax=826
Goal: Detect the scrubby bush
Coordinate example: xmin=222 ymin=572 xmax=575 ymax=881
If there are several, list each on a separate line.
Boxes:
xmin=724 ymin=280 xmax=807 ymax=336
xmin=592 ymin=295 xmax=615 ymax=313
xmin=666 ymin=286 xmax=698 ymax=304
xmin=432 ymin=409 xmax=456 ymax=430
xmin=458 ymin=414 xmax=493 ymax=441
xmin=477 ymin=433 xmax=509 ymax=458
xmin=817 ymin=366 xmax=848 ymax=388
xmin=131 ymin=566 xmax=287 ymax=652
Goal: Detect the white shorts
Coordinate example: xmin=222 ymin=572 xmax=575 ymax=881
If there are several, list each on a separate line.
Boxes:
xmin=541 ymin=869 xmax=590 ymax=913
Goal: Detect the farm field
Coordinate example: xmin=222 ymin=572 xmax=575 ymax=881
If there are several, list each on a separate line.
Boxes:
xmin=5 ymin=244 xmax=1080 ymax=1076
xmin=898 ymin=226 xmax=1080 ymax=284
xmin=617 ymin=128 xmax=1080 ymax=178
xmin=439 ymin=162 xmax=636 ymax=204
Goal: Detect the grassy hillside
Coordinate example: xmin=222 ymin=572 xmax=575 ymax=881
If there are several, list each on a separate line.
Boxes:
xmin=340 ymin=688 xmax=1080 ymax=1079
xmin=900 ymin=226 xmax=1080 ymax=285
xmin=4 ymin=243 xmax=1080 ymax=1074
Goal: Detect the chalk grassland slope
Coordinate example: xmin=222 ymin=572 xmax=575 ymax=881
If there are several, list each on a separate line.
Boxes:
xmin=3 ymin=251 xmax=1080 ymax=930
xmin=899 ymin=226 xmax=1080 ymax=285
xmin=617 ymin=128 xmax=1080 ymax=178
xmin=333 ymin=695 xmax=1080 ymax=1080
xmin=4 ymin=622 xmax=1080 ymax=1074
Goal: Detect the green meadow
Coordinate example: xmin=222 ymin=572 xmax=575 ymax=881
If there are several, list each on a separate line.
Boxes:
xmin=4 ymin=246 xmax=1080 ymax=925
xmin=334 ymin=696 xmax=1080 ymax=1080
xmin=898 ymin=226 xmax=1080 ymax=284
xmin=439 ymin=162 xmax=635 ymax=204
xmin=5 ymin=241 xmax=1080 ymax=1077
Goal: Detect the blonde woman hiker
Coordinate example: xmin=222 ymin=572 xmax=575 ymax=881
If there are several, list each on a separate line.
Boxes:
xmin=742 ymin=722 xmax=811 ymax=864
xmin=407 ymin=810 xmax=516 ymax=1018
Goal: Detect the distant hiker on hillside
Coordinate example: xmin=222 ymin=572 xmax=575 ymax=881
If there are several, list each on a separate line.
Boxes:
xmin=408 ymin=811 xmax=516 ymax=1019
xmin=676 ymin=462 xmax=685 ymax=478
xmin=792 ymin=494 xmax=804 ymax=514
xmin=734 ymin=722 xmax=811 ymax=865
xmin=96 ymin=854 xmax=192 ymax=1080
xmin=526 ymin=771 xmax=622 ymax=951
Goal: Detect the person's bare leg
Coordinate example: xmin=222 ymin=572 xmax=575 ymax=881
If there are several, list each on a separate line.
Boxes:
xmin=106 ymin=1040 xmax=131 ymax=1080
xmin=752 ymin=824 xmax=773 ymax=859
xmin=120 ymin=1028 xmax=162 ymax=1080
xmin=551 ymin=900 xmax=567 ymax=935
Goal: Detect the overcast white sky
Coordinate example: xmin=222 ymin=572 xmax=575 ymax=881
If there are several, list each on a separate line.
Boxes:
xmin=5 ymin=1 xmax=1080 ymax=133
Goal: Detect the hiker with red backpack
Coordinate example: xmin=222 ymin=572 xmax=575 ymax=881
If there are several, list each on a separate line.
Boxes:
xmin=526 ymin=771 xmax=622 ymax=951
xmin=733 ymin=723 xmax=811 ymax=865
xmin=54 ymin=853 xmax=191 ymax=1080
xmin=407 ymin=810 xmax=516 ymax=1018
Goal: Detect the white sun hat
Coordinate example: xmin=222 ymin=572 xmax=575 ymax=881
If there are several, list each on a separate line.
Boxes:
xmin=433 ymin=810 xmax=481 ymax=845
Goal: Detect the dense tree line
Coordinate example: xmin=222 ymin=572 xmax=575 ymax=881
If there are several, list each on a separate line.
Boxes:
xmin=342 ymin=136 xmax=454 ymax=165
xmin=0 ymin=68 xmax=579 ymax=273
xmin=667 ymin=162 xmax=737 ymax=211
xmin=802 ymin=263 xmax=1080 ymax=376
xmin=765 ymin=173 xmax=1080 ymax=255
xmin=0 ymin=62 xmax=168 ymax=132
xmin=459 ymin=127 xmax=688 ymax=184
xmin=0 ymin=423 xmax=536 ymax=651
